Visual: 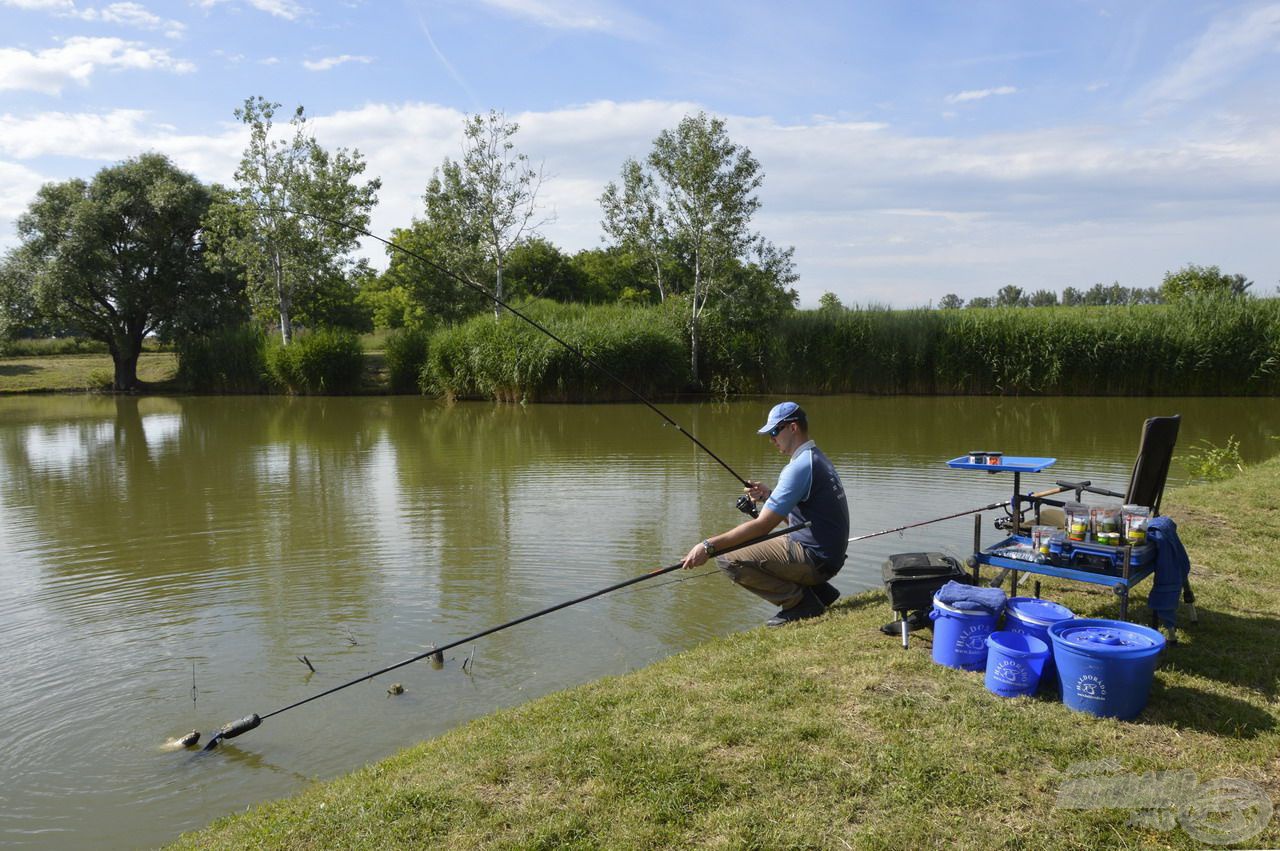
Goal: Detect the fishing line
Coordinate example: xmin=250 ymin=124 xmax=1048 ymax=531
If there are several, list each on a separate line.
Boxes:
xmin=261 ymin=207 xmax=758 ymax=517
xmin=847 ymin=486 xmax=1070 ymax=543
xmin=198 ymin=522 xmax=809 ymax=751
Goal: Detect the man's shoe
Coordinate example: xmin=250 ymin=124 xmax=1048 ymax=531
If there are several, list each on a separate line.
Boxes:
xmin=766 ymin=588 xmax=826 ymax=627
xmin=813 ymin=582 xmax=840 ymax=608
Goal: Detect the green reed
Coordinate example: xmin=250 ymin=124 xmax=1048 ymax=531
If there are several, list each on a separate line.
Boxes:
xmin=768 ymin=299 xmax=1280 ymax=396
xmin=175 ymin=324 xmax=269 ymax=393
xmin=412 ymin=297 xmax=1279 ymax=400
xmin=421 ymin=300 xmax=688 ymax=402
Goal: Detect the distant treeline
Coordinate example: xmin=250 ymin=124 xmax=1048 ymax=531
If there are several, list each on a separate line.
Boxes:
xmin=926 ymin=264 xmax=1257 ymax=310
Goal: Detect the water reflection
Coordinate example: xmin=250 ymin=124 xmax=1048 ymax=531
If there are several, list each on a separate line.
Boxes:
xmin=0 ymin=393 xmax=1276 ymax=848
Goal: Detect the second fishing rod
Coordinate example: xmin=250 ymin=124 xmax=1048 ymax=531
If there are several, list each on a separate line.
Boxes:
xmin=268 ymin=207 xmax=761 ymax=520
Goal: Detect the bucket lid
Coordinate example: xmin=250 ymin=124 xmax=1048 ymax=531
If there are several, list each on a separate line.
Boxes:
xmin=1049 ymin=619 xmax=1165 ymax=656
xmin=932 ymin=596 xmax=995 ymax=617
xmin=1006 ymin=597 xmax=1074 ymax=627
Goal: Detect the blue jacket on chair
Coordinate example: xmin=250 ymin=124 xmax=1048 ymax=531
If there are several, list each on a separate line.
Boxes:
xmin=1147 ymin=516 xmax=1191 ymax=628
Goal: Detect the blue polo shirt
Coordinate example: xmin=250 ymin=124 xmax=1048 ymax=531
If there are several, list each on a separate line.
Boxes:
xmin=764 ymin=440 xmax=850 ymax=573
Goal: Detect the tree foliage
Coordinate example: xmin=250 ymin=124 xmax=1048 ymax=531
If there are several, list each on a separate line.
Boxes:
xmin=204 ymin=96 xmax=380 ymax=343
xmin=10 ymin=153 xmax=227 ymax=389
xmin=938 ymin=293 xmax=964 ymax=309
xmin=600 ymin=158 xmax=669 ymax=301
xmin=818 ymin=292 xmax=845 ymax=312
xmin=363 ymin=219 xmax=490 ymax=330
xmin=568 ymin=247 xmax=654 ymax=304
xmin=996 ymin=285 xmax=1029 ymax=307
xmin=1160 ymin=263 xmax=1253 ymax=303
xmin=504 ymin=238 xmax=595 ymax=303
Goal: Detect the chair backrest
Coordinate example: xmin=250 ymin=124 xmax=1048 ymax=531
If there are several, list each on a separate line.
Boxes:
xmin=1125 ymin=415 xmax=1181 ymax=515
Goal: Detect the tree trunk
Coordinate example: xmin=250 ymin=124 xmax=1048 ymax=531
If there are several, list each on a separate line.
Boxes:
xmin=274 ymin=250 xmax=292 ymax=344
xmin=113 ymin=351 xmax=140 ymax=391
xmin=690 ymin=315 xmax=700 ymax=386
xmin=690 ymin=253 xmax=702 ymax=385
xmin=493 ymin=256 xmax=504 ymax=320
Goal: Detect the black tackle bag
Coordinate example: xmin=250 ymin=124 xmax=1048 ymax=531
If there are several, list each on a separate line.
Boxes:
xmin=881 ymin=552 xmax=971 ymax=614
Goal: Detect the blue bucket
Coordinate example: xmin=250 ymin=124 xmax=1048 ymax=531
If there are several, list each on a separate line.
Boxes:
xmin=984 ymin=631 xmax=1050 ymax=697
xmin=930 ymin=596 xmax=999 ymax=670
xmin=1004 ymin=597 xmax=1074 ymax=690
xmin=1048 ymin=619 xmax=1165 ymax=720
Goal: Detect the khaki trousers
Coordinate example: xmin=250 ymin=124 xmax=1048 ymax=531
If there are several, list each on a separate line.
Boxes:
xmin=716 ymin=534 xmax=826 ymax=609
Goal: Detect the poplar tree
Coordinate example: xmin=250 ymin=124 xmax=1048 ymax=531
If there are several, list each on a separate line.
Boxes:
xmin=205 ymin=96 xmax=380 ymax=343
xmin=421 ymin=110 xmax=548 ymax=319
xmin=602 ymin=112 xmax=781 ymax=384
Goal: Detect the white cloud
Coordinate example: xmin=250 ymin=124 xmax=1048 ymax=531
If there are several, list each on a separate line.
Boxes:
xmin=302 ymin=54 xmax=373 ymax=71
xmin=2 ymin=100 xmax=1279 ymax=306
xmin=79 ymin=3 xmax=186 ymax=38
xmin=0 ymin=0 xmax=74 ymax=9
xmin=1143 ymin=3 xmax=1280 ymax=106
xmin=0 ymin=160 xmax=47 ymax=224
xmin=1 ymin=0 xmax=186 ymax=36
xmin=196 ymin=0 xmax=305 ymax=20
xmin=0 ymin=109 xmax=244 ymax=181
xmin=945 ymin=85 xmax=1018 ymax=104
xmin=0 ymin=37 xmax=195 ymax=95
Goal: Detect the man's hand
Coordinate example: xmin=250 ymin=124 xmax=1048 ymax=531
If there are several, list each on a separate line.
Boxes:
xmin=682 ymin=542 xmax=709 ymax=570
xmin=745 ymin=479 xmax=771 ymax=502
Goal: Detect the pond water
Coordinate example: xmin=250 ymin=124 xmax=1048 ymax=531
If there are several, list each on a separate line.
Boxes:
xmin=1 ymin=393 xmax=1276 ymax=848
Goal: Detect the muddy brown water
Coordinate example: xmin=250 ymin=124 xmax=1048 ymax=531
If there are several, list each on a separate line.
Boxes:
xmin=1 ymin=393 xmax=1275 ymax=848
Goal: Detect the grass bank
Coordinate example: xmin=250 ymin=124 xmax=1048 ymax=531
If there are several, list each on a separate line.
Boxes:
xmin=174 ymin=460 xmax=1280 ymax=849
xmin=0 ymin=352 xmax=177 ymax=393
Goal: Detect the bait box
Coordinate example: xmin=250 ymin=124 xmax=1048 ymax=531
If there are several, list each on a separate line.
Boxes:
xmin=882 ymin=552 xmax=971 ymax=613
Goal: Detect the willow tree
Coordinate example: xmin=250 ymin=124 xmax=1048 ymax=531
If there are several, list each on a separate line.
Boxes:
xmin=205 ymin=96 xmax=380 ymax=343
xmin=10 ymin=154 xmax=219 ymax=389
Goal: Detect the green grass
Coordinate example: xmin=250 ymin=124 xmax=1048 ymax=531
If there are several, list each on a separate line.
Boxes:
xmin=0 ymin=352 xmax=178 ymax=393
xmin=172 ymin=458 xmax=1280 ymax=850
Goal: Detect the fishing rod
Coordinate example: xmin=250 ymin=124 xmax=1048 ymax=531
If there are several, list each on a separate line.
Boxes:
xmin=264 ymin=206 xmax=760 ymax=519
xmin=847 ymin=486 xmax=1070 ymax=544
xmin=199 ymin=521 xmax=809 ymax=752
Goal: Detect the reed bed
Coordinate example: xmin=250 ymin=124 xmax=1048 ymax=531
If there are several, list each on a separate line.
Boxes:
xmin=770 ymin=300 xmax=1280 ymax=396
xmin=422 ymin=301 xmax=688 ymax=402
xmin=417 ymin=298 xmax=1280 ymax=399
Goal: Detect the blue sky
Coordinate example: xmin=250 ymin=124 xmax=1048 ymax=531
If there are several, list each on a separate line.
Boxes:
xmin=2 ymin=0 xmax=1278 ymax=306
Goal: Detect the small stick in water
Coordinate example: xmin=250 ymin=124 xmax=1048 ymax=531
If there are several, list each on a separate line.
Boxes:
xmin=341 ymin=627 xmax=359 ymax=646
xmin=462 ymin=646 xmax=476 ymax=675
xmin=297 ymin=655 xmax=315 ymax=673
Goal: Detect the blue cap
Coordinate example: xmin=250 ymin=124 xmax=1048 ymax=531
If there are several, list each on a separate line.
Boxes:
xmin=758 ymin=401 xmax=803 ymax=434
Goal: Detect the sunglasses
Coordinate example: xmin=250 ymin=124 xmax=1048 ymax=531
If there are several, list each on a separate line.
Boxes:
xmin=767 ymin=419 xmax=796 ymax=437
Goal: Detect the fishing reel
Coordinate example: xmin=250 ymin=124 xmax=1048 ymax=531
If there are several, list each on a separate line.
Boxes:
xmin=736 ymin=494 xmax=759 ymax=519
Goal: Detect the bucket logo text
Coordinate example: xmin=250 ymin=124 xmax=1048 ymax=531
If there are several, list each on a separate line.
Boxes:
xmin=1074 ymin=673 xmax=1107 ymax=701
xmin=993 ymin=660 xmax=1029 ymax=686
xmin=956 ymin=625 xmax=991 ymax=654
